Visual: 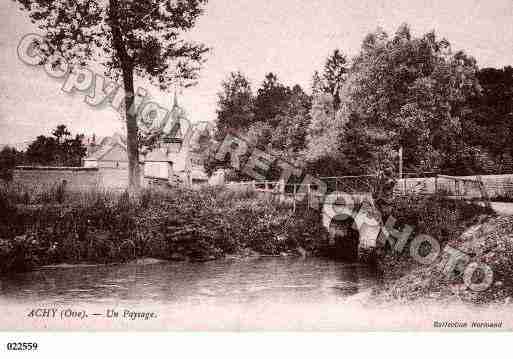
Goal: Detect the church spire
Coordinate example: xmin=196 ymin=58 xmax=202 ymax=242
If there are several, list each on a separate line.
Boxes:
xmin=173 ymin=89 xmax=179 ymax=109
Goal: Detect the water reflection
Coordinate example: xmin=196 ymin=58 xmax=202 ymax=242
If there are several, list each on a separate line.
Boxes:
xmin=0 ymin=258 xmax=377 ymax=306
xmin=2 ymin=259 xmax=512 ymax=331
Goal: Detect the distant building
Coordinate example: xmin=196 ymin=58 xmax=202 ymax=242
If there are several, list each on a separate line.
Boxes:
xmin=83 ymin=142 xmax=128 ymax=169
xmin=143 ymin=94 xmax=209 ymax=187
xmin=83 ymin=133 xmax=129 ymax=169
xmin=83 ymin=95 xmax=209 ymax=188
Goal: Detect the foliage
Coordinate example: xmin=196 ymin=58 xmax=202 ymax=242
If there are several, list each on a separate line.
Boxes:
xmin=461 ymin=66 xmax=513 ymax=174
xmin=210 ymin=24 xmax=512 ymax=187
xmin=382 ymin=213 xmax=513 ymax=304
xmin=0 ymin=147 xmax=22 ymax=181
xmin=206 ymin=72 xmax=312 ymax=181
xmin=25 ymin=125 xmax=86 ymax=167
xmin=0 ymin=184 xmax=328 ymax=274
xmin=16 ymin=0 xmax=210 ymax=189
xmin=303 ymin=92 xmax=341 ymax=171
xmin=216 ymin=71 xmax=255 ymax=133
xmin=253 ymin=73 xmax=292 ymax=125
xmin=270 ymin=85 xmax=312 ymax=157
xmin=373 ymin=193 xmax=497 ymax=303
xmin=380 ymin=194 xmax=494 ymax=247
xmin=345 ymin=24 xmax=482 ymax=174
xmin=300 ymin=24 xmax=507 ymax=179
xmin=321 ymin=49 xmax=348 ymax=110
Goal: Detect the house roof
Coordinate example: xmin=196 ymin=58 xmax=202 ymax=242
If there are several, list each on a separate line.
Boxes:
xmin=84 ymin=142 xmax=127 ymax=161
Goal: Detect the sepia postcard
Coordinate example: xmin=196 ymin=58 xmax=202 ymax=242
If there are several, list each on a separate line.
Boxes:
xmin=1 ymin=0 xmax=513 ymax=341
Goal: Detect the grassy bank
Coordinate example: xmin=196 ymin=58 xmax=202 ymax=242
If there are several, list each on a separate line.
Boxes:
xmin=375 ymin=194 xmax=511 ymax=303
xmin=380 ymin=214 xmax=513 ymax=304
xmin=0 ymin=183 xmax=328 ymax=274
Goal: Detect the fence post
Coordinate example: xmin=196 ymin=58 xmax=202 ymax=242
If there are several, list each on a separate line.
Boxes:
xmin=293 ymin=184 xmax=296 ymax=213
xmin=279 ymin=179 xmax=285 ymax=203
xmin=307 ymin=183 xmax=311 ymax=210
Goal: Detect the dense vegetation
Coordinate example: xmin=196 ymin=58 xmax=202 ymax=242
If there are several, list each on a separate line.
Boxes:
xmin=205 ymin=24 xmax=513 ymax=181
xmin=376 ymin=194 xmax=496 ymax=289
xmin=0 ymin=180 xmax=496 ymax=280
xmin=0 ymin=125 xmax=87 ymax=174
xmin=16 ymin=0 xmax=211 ymax=189
xmin=381 ymin=213 xmax=513 ymax=304
xmin=0 ymin=184 xmax=327 ymax=274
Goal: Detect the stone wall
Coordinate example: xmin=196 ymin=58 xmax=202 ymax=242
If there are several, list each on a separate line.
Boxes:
xmin=97 ymin=168 xmax=129 ymax=189
xmin=13 ymin=166 xmax=101 ymax=190
xmin=12 ymin=166 xmax=149 ymax=191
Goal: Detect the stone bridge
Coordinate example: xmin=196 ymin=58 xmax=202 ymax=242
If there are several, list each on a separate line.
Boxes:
xmin=321 ymin=192 xmax=383 ymax=261
xmin=226 ymin=180 xmax=383 ymax=260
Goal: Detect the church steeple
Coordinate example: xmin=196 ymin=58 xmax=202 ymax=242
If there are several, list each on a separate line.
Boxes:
xmin=161 ymin=89 xmax=186 ymax=145
xmin=172 ymin=90 xmax=179 ymax=109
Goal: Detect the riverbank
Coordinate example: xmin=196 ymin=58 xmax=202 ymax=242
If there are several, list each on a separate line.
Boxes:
xmin=373 ymin=193 xmax=513 ymax=305
xmin=378 ymin=214 xmax=513 ymax=305
xmin=0 ymin=184 xmax=328 ymax=274
xmin=2 ymin=182 xmax=511 ymax=306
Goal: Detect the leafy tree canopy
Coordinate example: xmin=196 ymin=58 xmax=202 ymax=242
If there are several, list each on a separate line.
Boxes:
xmin=16 ymin=0 xmax=210 ymax=188
xmin=216 ymin=71 xmax=255 ymax=133
xmin=25 ymin=125 xmax=86 ymax=167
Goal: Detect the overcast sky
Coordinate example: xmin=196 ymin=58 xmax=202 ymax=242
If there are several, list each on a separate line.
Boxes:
xmin=1 ymin=0 xmax=512 ymax=145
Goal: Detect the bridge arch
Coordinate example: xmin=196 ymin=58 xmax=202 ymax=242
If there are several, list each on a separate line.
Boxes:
xmin=322 ymin=192 xmax=382 ymax=261
xmin=329 ymin=216 xmax=360 ymax=261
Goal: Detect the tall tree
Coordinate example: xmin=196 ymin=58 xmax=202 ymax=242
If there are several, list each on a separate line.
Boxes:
xmin=322 ymin=49 xmax=348 ymax=110
xmin=465 ymin=66 xmax=513 ymax=173
xmin=216 ymin=71 xmax=255 ymax=134
xmin=254 ymin=73 xmax=291 ymax=125
xmin=345 ymin=25 xmax=480 ymax=174
xmin=311 ymin=71 xmax=325 ymax=96
xmin=270 ymin=85 xmax=311 ymax=157
xmin=304 ymin=92 xmax=339 ymax=164
xmin=17 ymin=0 xmax=209 ymax=190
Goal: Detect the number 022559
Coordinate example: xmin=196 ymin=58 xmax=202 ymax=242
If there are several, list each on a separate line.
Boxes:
xmin=6 ymin=342 xmax=38 ymax=351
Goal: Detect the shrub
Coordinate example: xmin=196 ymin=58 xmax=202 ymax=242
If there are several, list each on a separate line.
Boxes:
xmin=0 ymin=185 xmax=328 ymax=273
xmin=380 ymin=194 xmax=494 ymax=245
xmin=377 ymin=193 xmax=496 ymax=281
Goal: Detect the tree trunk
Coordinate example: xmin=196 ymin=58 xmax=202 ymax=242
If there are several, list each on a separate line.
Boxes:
xmin=109 ymin=0 xmax=140 ymax=191
xmin=122 ymin=66 xmax=141 ymax=191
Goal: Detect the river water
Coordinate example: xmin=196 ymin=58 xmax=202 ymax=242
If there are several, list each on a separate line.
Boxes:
xmin=0 ymin=257 xmax=511 ymax=330
xmin=0 ymin=257 xmax=377 ymax=305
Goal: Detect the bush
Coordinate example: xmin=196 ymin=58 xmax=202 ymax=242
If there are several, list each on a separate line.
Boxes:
xmin=377 ymin=193 xmax=496 ymax=281
xmin=382 ymin=215 xmax=513 ymax=304
xmin=0 ymin=185 xmax=328 ymax=274
xmin=380 ymin=194 xmax=494 ymax=246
